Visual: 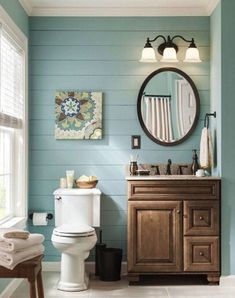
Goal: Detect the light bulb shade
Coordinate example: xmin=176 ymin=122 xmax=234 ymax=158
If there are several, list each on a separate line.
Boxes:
xmin=140 ymin=47 xmax=157 ymax=63
xmin=184 ymin=47 xmax=201 ymax=63
xmin=161 ymin=47 xmax=178 ymax=63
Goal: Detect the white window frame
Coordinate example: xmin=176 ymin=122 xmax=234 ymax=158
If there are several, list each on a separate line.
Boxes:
xmin=0 ymin=5 xmax=28 ymax=229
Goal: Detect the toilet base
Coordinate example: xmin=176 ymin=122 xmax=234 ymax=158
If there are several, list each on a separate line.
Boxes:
xmin=58 ymin=273 xmax=89 ymax=292
xmin=57 ymin=251 xmax=91 ymax=292
xmin=51 ymin=232 xmax=97 ymax=292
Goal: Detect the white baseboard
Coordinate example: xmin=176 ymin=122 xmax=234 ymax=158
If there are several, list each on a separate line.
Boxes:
xmin=220 ymin=275 xmax=235 ymax=286
xmin=42 ymin=261 xmax=60 ymax=272
xmin=42 ymin=261 xmax=127 ymax=275
xmin=0 ymin=279 xmax=23 ymax=298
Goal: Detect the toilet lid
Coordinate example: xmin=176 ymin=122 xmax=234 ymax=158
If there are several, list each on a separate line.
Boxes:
xmin=53 ymin=224 xmax=95 ymax=237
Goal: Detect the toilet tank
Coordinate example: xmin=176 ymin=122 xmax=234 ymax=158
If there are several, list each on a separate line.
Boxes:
xmin=53 ymin=188 xmax=101 ymax=227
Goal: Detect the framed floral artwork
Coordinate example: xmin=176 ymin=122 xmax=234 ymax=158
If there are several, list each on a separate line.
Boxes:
xmin=55 ymin=91 xmax=102 ymax=139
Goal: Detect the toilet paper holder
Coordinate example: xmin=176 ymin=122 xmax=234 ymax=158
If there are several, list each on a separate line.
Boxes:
xmin=29 ymin=213 xmax=53 ymax=220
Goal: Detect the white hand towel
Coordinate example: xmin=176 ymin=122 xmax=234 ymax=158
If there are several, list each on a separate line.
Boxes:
xmin=200 ymin=127 xmax=214 ymax=169
xmin=0 ymin=244 xmax=44 ymax=270
xmin=208 ymin=128 xmax=214 ymax=168
xmin=0 ymin=234 xmax=45 ymax=252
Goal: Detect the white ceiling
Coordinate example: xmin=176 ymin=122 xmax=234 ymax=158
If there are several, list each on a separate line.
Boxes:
xmin=19 ymin=0 xmax=220 ymax=16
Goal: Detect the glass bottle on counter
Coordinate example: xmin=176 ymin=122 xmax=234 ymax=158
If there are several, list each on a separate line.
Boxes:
xmin=130 ymin=161 xmax=138 ymax=175
xmin=191 ymin=149 xmax=199 ymax=175
xmin=129 ymin=154 xmax=138 ymax=175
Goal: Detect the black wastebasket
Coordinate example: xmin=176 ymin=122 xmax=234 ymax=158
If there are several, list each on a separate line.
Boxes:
xmin=95 ymin=243 xmax=106 ymax=276
xmin=100 ymin=248 xmax=122 ymax=281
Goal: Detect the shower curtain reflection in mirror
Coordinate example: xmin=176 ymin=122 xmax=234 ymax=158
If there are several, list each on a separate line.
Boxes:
xmin=143 ymin=95 xmax=174 ymax=142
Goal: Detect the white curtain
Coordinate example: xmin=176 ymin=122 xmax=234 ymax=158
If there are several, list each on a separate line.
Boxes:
xmin=144 ymin=96 xmax=174 ymax=142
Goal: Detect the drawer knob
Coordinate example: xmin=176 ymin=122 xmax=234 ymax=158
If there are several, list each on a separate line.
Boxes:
xmin=199 ymin=216 xmax=203 ymax=220
xmin=176 ymin=209 xmax=181 ymax=214
xmin=199 ymin=251 xmax=204 ymax=256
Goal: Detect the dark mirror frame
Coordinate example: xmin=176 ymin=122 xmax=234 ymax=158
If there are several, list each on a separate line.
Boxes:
xmin=137 ymin=67 xmax=200 ymax=146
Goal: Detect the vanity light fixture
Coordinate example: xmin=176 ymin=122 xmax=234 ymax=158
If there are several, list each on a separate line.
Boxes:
xmin=140 ymin=35 xmax=201 ymax=63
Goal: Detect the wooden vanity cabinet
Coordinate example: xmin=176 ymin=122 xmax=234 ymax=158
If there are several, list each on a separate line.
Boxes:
xmin=127 ymin=179 xmax=221 ymax=284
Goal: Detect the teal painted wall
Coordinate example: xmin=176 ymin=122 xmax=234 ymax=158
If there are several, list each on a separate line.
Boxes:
xmin=210 ymin=0 xmax=235 ymax=276
xmin=29 ymin=16 xmax=210 ymax=261
xmin=221 ymin=0 xmax=235 ymax=275
xmin=0 ymin=1 xmax=28 ymax=293
xmin=0 ymin=0 xmax=28 ymax=36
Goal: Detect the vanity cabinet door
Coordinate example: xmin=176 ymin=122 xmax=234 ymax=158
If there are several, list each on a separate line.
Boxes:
xmin=128 ymin=200 xmax=182 ymax=272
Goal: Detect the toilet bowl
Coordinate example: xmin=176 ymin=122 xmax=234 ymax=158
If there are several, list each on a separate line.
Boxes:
xmin=52 ymin=224 xmax=97 ymax=291
xmin=51 ymin=188 xmax=101 ymax=291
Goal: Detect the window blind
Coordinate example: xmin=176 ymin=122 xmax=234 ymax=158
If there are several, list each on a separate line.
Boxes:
xmin=0 ymin=128 xmax=13 ymax=220
xmin=0 ymin=25 xmax=24 ymax=129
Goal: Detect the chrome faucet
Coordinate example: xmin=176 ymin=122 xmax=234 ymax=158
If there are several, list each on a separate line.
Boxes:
xmin=165 ymin=159 xmax=172 ymax=175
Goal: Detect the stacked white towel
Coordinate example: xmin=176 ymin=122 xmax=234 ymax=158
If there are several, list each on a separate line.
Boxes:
xmin=0 ymin=230 xmax=45 ymax=270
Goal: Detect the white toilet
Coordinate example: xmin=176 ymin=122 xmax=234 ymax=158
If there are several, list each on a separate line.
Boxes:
xmin=51 ymin=188 xmax=101 ymax=292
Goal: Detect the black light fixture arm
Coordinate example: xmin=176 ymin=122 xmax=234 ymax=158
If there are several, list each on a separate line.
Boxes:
xmin=147 ymin=34 xmax=193 ymax=45
xmin=147 ymin=35 xmax=167 ymax=43
xmin=171 ymin=35 xmax=193 ymax=44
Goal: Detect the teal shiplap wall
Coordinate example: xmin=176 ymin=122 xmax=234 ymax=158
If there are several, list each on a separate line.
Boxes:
xmin=0 ymin=0 xmax=28 ymax=36
xmin=210 ymin=0 xmax=235 ymax=276
xmin=29 ymin=17 xmax=210 ymax=261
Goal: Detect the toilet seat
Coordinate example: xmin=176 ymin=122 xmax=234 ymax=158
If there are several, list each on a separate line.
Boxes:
xmin=53 ymin=224 xmax=95 ymax=237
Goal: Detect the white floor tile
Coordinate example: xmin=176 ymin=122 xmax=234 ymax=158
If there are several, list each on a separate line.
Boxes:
xmin=89 ymin=276 xmax=168 ymax=297
xmin=9 ymin=272 xmax=235 ymax=298
xmin=167 ymin=286 xmax=235 ymax=298
xmin=90 ymin=287 xmax=168 ymax=297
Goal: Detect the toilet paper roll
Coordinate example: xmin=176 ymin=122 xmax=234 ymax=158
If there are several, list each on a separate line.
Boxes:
xmin=32 ymin=213 xmax=48 ymax=226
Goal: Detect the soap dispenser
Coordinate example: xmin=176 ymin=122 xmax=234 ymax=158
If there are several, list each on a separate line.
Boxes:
xmin=191 ymin=149 xmax=199 ymax=175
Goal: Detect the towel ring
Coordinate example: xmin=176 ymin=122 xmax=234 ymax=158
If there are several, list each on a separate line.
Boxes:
xmin=204 ymin=112 xmax=216 ymax=129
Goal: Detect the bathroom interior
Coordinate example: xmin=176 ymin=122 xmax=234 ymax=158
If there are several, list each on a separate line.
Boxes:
xmin=0 ymin=0 xmax=235 ymax=297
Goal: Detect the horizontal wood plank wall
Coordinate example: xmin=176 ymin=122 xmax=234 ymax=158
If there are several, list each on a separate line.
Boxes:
xmin=29 ymin=17 xmax=210 ymax=261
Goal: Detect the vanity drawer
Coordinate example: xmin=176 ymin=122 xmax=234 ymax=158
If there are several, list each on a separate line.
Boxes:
xmin=184 ymin=236 xmax=219 ymax=272
xmin=184 ymin=201 xmax=219 ymax=236
xmin=128 ymin=180 xmax=220 ymax=200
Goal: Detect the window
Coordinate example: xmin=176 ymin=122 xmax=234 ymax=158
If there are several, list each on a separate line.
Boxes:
xmin=0 ymin=6 xmax=27 ymax=225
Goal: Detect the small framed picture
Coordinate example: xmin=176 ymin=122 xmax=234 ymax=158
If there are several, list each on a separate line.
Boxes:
xmin=131 ymin=135 xmax=141 ymax=149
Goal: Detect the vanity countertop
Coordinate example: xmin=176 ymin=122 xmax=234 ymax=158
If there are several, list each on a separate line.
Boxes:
xmin=126 ymin=175 xmax=221 ymax=180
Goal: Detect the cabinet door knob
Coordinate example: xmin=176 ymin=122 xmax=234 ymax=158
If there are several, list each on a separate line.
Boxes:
xmin=176 ymin=209 xmax=181 ymax=214
xmin=199 ymin=251 xmax=204 ymax=256
xmin=199 ymin=216 xmax=203 ymax=220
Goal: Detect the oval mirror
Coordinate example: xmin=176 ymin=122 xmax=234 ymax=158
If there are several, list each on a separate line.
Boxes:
xmin=137 ymin=67 xmax=200 ymax=146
